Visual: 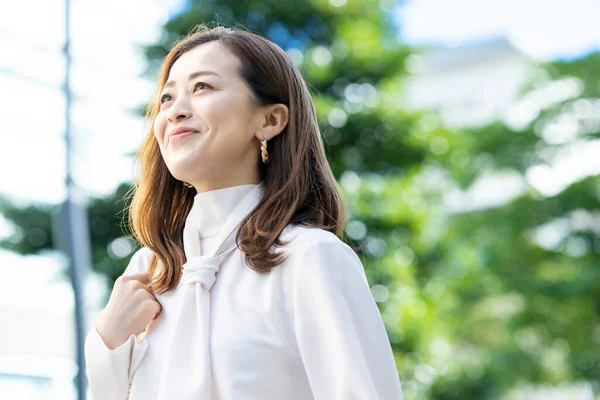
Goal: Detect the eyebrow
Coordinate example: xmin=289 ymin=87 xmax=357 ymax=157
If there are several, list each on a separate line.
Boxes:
xmin=164 ymin=70 xmax=221 ymax=88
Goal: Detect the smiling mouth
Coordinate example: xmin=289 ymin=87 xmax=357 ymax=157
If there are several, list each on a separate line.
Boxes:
xmin=169 ymin=131 xmax=197 ymax=143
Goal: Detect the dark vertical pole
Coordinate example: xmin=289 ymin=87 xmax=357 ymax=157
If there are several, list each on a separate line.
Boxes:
xmin=63 ymin=0 xmax=89 ymax=398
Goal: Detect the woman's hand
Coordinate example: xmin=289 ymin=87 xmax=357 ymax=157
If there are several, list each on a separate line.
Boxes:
xmin=95 ymin=272 xmax=162 ymax=350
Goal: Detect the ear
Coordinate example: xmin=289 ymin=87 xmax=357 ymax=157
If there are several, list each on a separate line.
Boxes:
xmin=255 ymin=103 xmax=289 ymax=141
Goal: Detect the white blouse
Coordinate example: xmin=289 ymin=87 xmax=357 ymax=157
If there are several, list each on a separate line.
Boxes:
xmin=84 ymin=182 xmax=403 ymax=400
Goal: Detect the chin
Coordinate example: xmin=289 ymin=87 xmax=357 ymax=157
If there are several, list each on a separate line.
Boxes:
xmin=165 ymin=160 xmax=193 ymax=182
xmin=169 ymin=160 xmax=212 ymax=183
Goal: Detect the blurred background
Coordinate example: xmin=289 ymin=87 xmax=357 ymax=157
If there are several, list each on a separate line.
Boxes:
xmin=1 ymin=0 xmax=599 ymax=399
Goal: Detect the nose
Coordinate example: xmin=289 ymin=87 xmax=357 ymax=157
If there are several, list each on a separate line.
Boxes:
xmin=166 ymin=95 xmax=192 ymax=123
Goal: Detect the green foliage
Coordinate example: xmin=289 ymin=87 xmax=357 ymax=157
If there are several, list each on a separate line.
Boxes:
xmin=0 ymin=183 xmax=137 ymax=304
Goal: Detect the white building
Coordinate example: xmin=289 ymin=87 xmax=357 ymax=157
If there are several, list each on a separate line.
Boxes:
xmin=403 ymin=38 xmax=532 ymax=128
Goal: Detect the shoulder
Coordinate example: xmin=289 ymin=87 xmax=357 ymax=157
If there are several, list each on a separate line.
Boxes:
xmin=279 ymin=224 xmax=344 ymax=251
xmin=123 ymin=246 xmax=155 ymax=275
xmin=279 ymin=224 xmax=359 ymax=262
xmin=278 ymin=224 xmax=365 ymax=285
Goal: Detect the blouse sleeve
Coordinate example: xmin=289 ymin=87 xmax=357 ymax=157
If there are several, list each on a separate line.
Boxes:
xmin=288 ymin=238 xmax=404 ymax=400
xmin=84 ymin=246 xmax=152 ymax=399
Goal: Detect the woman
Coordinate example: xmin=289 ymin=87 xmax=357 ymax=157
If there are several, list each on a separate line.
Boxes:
xmin=84 ymin=25 xmax=403 ymax=400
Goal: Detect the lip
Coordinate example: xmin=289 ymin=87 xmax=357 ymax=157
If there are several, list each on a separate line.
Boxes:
xmin=167 ymin=127 xmax=199 ymax=142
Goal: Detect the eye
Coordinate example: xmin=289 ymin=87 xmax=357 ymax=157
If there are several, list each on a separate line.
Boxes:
xmin=194 ymin=81 xmax=211 ymax=91
xmin=159 ymin=82 xmax=210 ymax=105
xmin=159 ymin=93 xmax=171 ymax=104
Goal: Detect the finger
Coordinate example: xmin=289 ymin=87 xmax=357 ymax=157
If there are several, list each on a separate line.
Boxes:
xmin=141 ymin=285 xmax=154 ymax=296
xmin=153 ymin=301 xmax=162 ymax=319
xmin=122 ymin=272 xmax=152 ymax=284
xmin=130 ymin=279 xmax=154 ymax=295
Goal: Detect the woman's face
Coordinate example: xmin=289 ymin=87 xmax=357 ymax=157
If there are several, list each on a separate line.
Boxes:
xmin=153 ymin=41 xmax=267 ymax=191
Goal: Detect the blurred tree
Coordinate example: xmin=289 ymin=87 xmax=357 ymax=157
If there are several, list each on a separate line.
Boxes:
xmin=1 ymin=0 xmax=599 ymax=398
xmin=0 ymin=183 xmax=136 ymax=300
xmin=370 ymin=55 xmax=600 ymax=397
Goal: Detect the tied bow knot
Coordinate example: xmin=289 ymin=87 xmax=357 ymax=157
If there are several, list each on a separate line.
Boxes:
xmin=156 ymin=183 xmax=264 ymax=399
xmin=181 ymin=256 xmax=221 ymax=289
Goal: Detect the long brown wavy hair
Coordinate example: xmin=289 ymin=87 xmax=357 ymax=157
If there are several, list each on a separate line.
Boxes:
xmin=127 ymin=25 xmax=345 ymax=295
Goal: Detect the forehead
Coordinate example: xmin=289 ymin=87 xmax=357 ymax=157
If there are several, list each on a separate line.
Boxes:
xmin=167 ymin=41 xmax=241 ymax=82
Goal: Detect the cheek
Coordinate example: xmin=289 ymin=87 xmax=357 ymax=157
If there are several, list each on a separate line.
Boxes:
xmin=206 ymin=97 xmax=257 ymax=140
xmin=153 ymin=114 xmax=166 ymax=140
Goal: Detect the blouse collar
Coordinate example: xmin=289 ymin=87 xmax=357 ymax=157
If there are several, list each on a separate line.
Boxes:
xmin=191 ymin=183 xmax=262 ymax=239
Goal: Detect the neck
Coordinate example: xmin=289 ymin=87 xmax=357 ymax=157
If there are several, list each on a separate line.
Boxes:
xmin=191 ymin=177 xmax=261 ymax=193
xmin=187 ymin=158 xmax=261 ymax=193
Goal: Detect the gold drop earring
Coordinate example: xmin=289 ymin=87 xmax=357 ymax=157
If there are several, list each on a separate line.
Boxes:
xmin=261 ymin=139 xmax=269 ymax=164
xmin=183 ymin=182 xmax=194 ymax=189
